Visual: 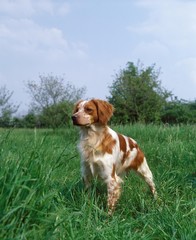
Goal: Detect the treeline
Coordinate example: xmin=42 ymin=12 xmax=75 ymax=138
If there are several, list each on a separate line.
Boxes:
xmin=108 ymin=62 xmax=196 ymax=125
xmin=0 ymin=75 xmax=86 ymax=129
xmin=0 ymin=61 xmax=196 ymax=128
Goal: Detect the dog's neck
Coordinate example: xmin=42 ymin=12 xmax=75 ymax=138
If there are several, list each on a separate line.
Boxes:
xmin=80 ymin=123 xmax=107 ymax=137
xmin=79 ymin=124 xmax=108 ymax=147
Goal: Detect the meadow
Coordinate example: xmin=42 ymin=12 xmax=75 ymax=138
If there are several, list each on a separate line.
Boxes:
xmin=0 ymin=124 xmax=195 ymax=240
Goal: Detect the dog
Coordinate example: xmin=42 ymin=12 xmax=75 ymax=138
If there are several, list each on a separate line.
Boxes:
xmin=72 ymin=99 xmax=157 ymax=214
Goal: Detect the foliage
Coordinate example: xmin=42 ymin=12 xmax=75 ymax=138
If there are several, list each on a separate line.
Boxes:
xmin=162 ymin=98 xmax=196 ymax=124
xmin=26 ymin=74 xmax=85 ymax=113
xmin=107 ymin=61 xmax=172 ymax=124
xmin=38 ymin=101 xmax=73 ymax=129
xmin=0 ymin=125 xmax=195 ymax=239
xmin=25 ymin=74 xmax=86 ymax=128
xmin=0 ymin=86 xmax=18 ymax=127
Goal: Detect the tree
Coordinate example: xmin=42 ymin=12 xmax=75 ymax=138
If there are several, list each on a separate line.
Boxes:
xmin=25 ymin=74 xmax=86 ymax=128
xmin=107 ymin=61 xmax=172 ymax=124
xmin=0 ymin=86 xmax=18 ymax=127
xmin=38 ymin=101 xmax=73 ymax=129
xmin=26 ymin=74 xmax=86 ymax=112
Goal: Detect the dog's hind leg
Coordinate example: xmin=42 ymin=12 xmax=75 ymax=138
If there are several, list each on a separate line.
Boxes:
xmin=136 ymin=158 xmax=157 ymax=198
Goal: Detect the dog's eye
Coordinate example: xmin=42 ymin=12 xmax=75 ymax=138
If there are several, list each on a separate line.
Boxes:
xmin=86 ymin=107 xmax=93 ymax=113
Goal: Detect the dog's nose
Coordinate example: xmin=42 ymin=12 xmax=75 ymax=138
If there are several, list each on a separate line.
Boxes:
xmin=71 ymin=115 xmax=77 ymax=121
xmin=72 ymin=115 xmax=78 ymax=125
xmin=71 ymin=115 xmax=76 ymax=121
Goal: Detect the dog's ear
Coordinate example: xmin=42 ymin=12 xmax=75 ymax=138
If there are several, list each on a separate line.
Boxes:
xmin=92 ymin=99 xmax=114 ymax=125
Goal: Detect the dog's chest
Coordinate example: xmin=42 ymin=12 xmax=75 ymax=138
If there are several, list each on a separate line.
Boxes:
xmin=79 ymin=137 xmax=108 ymax=176
xmin=80 ymin=139 xmax=102 ymax=162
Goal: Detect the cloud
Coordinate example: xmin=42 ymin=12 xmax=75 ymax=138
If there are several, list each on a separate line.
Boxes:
xmin=0 ymin=0 xmax=83 ymax=61
xmin=0 ymin=0 xmax=70 ymax=17
xmin=0 ymin=0 xmax=52 ymax=17
xmin=0 ymin=18 xmax=66 ymax=52
xmin=0 ymin=17 xmax=88 ymax=62
xmin=0 ymin=0 xmax=33 ymax=16
xmin=58 ymin=2 xmax=70 ymax=16
xmin=127 ymin=0 xmax=196 ymax=69
xmin=129 ymin=0 xmax=196 ymax=48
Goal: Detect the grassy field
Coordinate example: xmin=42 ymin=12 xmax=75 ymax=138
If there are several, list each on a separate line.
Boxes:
xmin=0 ymin=124 xmax=195 ymax=239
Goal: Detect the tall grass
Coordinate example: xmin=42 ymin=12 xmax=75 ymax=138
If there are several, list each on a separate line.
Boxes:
xmin=0 ymin=125 xmax=195 ymax=239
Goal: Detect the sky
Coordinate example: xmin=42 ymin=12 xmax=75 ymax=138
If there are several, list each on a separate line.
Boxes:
xmin=0 ymin=0 xmax=196 ymax=113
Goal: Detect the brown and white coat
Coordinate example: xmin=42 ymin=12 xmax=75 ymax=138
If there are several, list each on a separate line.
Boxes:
xmin=72 ymin=99 xmax=157 ymax=214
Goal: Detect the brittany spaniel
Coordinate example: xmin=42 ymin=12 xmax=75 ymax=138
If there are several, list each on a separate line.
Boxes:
xmin=72 ymin=99 xmax=157 ymax=214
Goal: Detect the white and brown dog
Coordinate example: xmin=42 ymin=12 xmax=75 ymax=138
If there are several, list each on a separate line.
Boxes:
xmin=72 ymin=99 xmax=156 ymax=214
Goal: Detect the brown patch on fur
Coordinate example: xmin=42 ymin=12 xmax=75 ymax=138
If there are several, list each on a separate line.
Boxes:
xmin=99 ymin=131 xmax=116 ymax=154
xmin=128 ymin=138 xmax=137 ymax=150
xmin=118 ymin=134 xmax=133 ymax=164
xmin=129 ymin=147 xmax=144 ymax=170
xmin=111 ymin=164 xmax=116 ymax=179
xmin=123 ymin=150 xmax=131 ymax=164
xmin=118 ymin=134 xmax=126 ymax=152
xmin=118 ymin=134 xmax=127 ymax=164
xmin=92 ymin=99 xmax=114 ymax=125
xmin=84 ymin=101 xmax=99 ymax=123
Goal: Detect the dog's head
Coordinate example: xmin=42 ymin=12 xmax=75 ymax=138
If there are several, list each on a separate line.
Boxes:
xmin=72 ymin=99 xmax=114 ymax=126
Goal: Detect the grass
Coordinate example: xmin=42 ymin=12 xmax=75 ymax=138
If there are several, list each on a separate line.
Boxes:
xmin=0 ymin=124 xmax=195 ymax=239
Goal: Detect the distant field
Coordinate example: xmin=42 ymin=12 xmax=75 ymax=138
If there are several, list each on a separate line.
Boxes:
xmin=0 ymin=124 xmax=195 ymax=239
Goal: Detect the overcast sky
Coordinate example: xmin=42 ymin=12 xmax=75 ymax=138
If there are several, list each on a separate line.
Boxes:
xmin=0 ymin=0 xmax=196 ymax=113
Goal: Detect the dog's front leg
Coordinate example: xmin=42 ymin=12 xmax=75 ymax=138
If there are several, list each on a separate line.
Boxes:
xmin=81 ymin=162 xmax=92 ymax=190
xmin=107 ymin=176 xmax=122 ymax=215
